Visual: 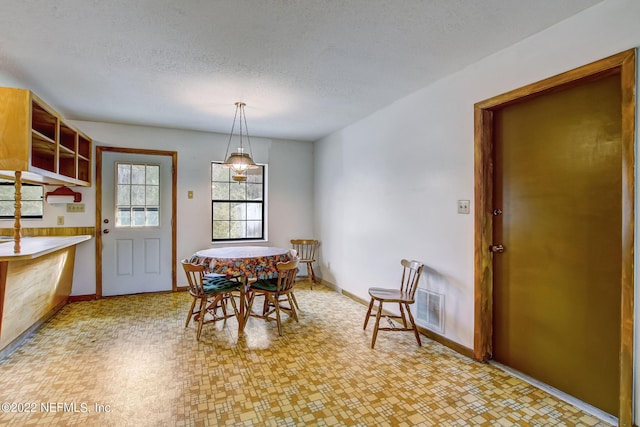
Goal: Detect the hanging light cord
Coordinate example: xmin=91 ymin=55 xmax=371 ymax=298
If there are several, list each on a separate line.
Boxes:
xmin=223 ymin=102 xmax=241 ymax=161
xmin=240 ymin=103 xmax=254 ymax=159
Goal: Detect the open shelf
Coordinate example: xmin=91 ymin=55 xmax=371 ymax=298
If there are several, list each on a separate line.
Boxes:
xmin=0 ymin=88 xmax=93 ymax=186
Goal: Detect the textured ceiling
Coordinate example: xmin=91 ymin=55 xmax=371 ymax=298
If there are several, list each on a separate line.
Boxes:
xmin=0 ymin=0 xmax=603 ymax=141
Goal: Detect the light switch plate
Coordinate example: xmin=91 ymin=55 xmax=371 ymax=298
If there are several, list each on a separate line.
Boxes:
xmin=457 ymin=200 xmax=470 ymax=214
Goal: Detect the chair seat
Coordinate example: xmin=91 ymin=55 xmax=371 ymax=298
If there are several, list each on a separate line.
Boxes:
xmin=251 ymin=278 xmax=278 ymax=292
xmin=203 ymin=277 xmax=241 ymax=294
xmin=368 ymin=287 xmax=413 ymax=303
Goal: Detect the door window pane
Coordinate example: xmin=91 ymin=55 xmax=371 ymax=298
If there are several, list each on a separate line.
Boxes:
xmin=115 ymin=163 xmax=161 ymax=227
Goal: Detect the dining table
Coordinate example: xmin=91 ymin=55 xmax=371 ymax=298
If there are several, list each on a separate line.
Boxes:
xmin=189 ymin=245 xmax=292 ymax=337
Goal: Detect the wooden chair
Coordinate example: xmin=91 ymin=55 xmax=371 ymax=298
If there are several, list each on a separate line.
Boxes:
xmin=363 ymin=259 xmax=424 ymax=349
xmin=247 ymin=258 xmax=300 ymax=336
xmin=181 ymin=260 xmax=241 ymax=340
xmin=291 ymin=239 xmax=318 ymax=289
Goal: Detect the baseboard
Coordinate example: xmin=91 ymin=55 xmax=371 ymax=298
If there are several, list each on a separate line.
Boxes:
xmin=340 ymin=287 xmax=474 ymax=359
xmin=68 ymin=294 xmax=97 ymax=302
xmin=318 ymin=278 xmax=340 ymax=292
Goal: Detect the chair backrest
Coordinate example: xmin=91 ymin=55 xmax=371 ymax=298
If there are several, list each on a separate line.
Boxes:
xmin=181 ymin=259 xmax=206 ymax=297
xmin=291 ymin=239 xmax=318 ymax=262
xmin=274 ymin=257 xmax=300 ymax=294
xmin=399 ymin=259 xmax=424 ymax=300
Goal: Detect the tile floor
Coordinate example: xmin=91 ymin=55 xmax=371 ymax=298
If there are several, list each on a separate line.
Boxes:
xmin=0 ymin=283 xmax=612 ymax=426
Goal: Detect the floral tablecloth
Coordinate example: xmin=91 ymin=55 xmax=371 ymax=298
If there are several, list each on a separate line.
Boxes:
xmin=190 ymin=246 xmax=291 ymax=280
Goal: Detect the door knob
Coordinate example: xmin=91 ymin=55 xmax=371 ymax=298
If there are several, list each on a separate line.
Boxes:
xmin=103 ymin=229 xmax=110 ymax=234
xmin=490 ymin=244 xmax=504 ymax=253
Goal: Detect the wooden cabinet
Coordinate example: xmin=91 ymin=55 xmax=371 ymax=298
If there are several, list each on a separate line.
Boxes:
xmin=0 ymin=87 xmax=92 ymax=186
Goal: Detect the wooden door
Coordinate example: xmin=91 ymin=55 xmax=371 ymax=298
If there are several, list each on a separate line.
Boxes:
xmin=474 ymin=49 xmax=636 ymax=425
xmin=96 ymin=147 xmax=178 ymax=297
xmin=492 ymin=73 xmax=621 ymax=416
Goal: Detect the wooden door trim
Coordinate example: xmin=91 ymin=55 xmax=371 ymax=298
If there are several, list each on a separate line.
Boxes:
xmin=95 ymin=146 xmax=178 ymax=298
xmin=474 ymin=49 xmax=636 ymax=425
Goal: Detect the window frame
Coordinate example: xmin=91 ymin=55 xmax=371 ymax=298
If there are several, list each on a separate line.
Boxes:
xmin=0 ymin=180 xmax=44 ymax=220
xmin=211 ymin=162 xmax=267 ymax=242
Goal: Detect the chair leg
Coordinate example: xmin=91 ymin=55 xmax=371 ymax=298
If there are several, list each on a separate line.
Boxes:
xmin=247 ymin=292 xmax=257 ymax=315
xmin=228 ymin=293 xmax=239 ymax=317
xmin=308 ymin=262 xmax=316 ymax=289
xmin=196 ymin=297 xmax=206 ymax=340
xmin=290 ymin=291 xmax=300 ymax=310
xmin=363 ymin=298 xmax=375 ymax=330
xmin=185 ymin=297 xmax=197 ymax=328
xmin=207 ymin=295 xmax=222 ymax=319
xmin=287 ymin=295 xmax=299 ymax=322
xmin=221 ymin=296 xmax=228 ymax=318
xmin=398 ymin=303 xmax=408 ymax=328
xmin=272 ymin=295 xmax=283 ymax=336
xmin=371 ymin=300 xmax=383 ymax=349
xmin=404 ymin=303 xmax=422 ymax=347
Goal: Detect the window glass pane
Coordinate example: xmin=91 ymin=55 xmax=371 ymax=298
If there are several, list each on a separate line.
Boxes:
xmin=246 ymin=203 xmax=262 ymax=220
xmin=229 ymin=221 xmax=246 ymax=239
xmin=22 ymin=186 xmax=43 ymax=200
xmin=21 ymin=201 xmax=42 ymax=216
xmin=117 ymin=164 xmax=131 ymax=184
xmin=229 ymin=182 xmax=246 ymax=200
xmin=146 ymin=208 xmax=159 ymax=226
xmin=212 ymin=164 xmax=230 ymax=181
xmin=146 ymin=165 xmax=159 ymax=185
xmin=131 ymin=185 xmax=146 ymax=205
xmin=213 ymin=221 xmax=230 ymax=239
xmin=131 ymin=164 xmax=146 ymax=184
xmin=0 ymin=201 xmax=13 ymax=216
xmin=246 ymin=183 xmax=262 ymax=200
xmin=212 ymin=182 xmax=230 ymax=200
xmin=0 ymin=186 xmax=12 ymax=199
xmin=132 ymin=207 xmax=145 ymax=226
xmin=229 ymin=203 xmax=246 ymax=220
xmin=246 ymin=170 xmax=262 ymax=183
xmin=116 ymin=208 xmax=131 ymax=226
xmin=146 ymin=185 xmax=159 ymax=206
xmin=246 ymin=221 xmax=262 ymax=238
xmin=117 ymin=185 xmax=130 ymax=206
xmin=213 ymin=202 xmax=230 ymax=220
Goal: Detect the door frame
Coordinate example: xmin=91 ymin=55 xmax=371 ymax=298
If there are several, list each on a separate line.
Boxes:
xmin=474 ymin=49 xmax=636 ymax=424
xmin=95 ymin=146 xmax=178 ymax=298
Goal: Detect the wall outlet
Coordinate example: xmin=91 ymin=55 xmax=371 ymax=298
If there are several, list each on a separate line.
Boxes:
xmin=457 ymin=200 xmax=470 ymax=214
xmin=66 ymin=203 xmax=85 ymax=213
xmin=57 ymin=216 xmax=65 ymax=225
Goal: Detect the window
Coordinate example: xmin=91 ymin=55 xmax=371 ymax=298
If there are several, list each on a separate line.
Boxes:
xmin=115 ymin=163 xmax=160 ymax=227
xmin=211 ymin=162 xmax=265 ymax=241
xmin=0 ymin=180 xmax=43 ymax=219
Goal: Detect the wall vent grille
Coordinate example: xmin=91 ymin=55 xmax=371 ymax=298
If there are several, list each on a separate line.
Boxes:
xmin=416 ymin=288 xmax=444 ymax=334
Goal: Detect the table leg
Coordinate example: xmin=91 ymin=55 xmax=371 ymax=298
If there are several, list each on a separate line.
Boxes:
xmin=238 ymin=277 xmax=247 ymax=337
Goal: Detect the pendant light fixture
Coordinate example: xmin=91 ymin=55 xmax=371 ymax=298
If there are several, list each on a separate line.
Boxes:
xmin=222 ymin=102 xmax=258 ymax=182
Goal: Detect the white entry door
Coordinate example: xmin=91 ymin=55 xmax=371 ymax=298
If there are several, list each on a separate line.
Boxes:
xmin=101 ymin=151 xmax=173 ymax=296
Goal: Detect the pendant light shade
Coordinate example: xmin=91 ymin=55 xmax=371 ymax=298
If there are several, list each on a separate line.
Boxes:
xmin=223 ymin=102 xmax=258 ymax=182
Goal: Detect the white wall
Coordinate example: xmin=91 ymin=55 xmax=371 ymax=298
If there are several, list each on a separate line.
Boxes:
xmin=73 ymin=121 xmax=314 ymax=296
xmin=314 ymin=0 xmax=640 ymax=416
xmin=0 ymin=119 xmax=314 ymax=296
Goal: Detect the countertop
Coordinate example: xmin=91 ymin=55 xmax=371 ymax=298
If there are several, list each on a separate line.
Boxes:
xmin=0 ymin=235 xmax=92 ymax=261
